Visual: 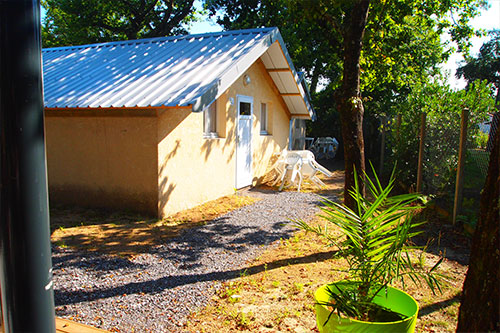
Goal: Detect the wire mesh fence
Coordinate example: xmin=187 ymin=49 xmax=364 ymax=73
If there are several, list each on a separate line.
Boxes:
xmin=420 ymin=111 xmax=461 ymax=196
xmin=382 ymin=109 xmax=497 ymax=229
xmin=455 ymin=110 xmax=490 ymax=227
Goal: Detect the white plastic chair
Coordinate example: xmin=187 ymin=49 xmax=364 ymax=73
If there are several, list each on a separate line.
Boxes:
xmin=271 ymin=149 xmax=287 ymax=186
xmin=271 ymin=149 xmax=333 ymax=191
xmin=301 ymin=159 xmax=326 ymax=188
xmin=310 ymin=158 xmax=333 ymax=178
xmin=278 ymin=153 xmax=303 ymax=192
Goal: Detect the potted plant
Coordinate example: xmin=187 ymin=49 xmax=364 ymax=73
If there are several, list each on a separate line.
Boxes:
xmin=294 ymin=167 xmax=443 ymax=333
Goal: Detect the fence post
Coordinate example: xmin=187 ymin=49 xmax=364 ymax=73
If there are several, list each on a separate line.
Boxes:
xmin=396 ymin=114 xmax=402 ymax=144
xmin=453 ymin=108 xmax=469 ymax=225
xmin=379 ymin=115 xmax=386 ymax=175
xmin=416 ymin=112 xmax=426 ymax=193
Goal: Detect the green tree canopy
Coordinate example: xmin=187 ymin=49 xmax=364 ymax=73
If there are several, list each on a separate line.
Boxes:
xmin=388 ymin=77 xmax=494 ymax=191
xmin=206 ymin=0 xmax=486 ymax=208
xmin=205 ymin=0 xmax=343 ymax=94
xmin=42 ymin=0 xmax=198 ymax=47
xmin=206 ymin=0 xmax=486 ymax=98
xmin=456 ymin=30 xmax=500 ymax=103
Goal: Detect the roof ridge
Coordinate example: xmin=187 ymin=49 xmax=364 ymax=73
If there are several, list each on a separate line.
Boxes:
xmin=42 ymin=27 xmax=277 ymax=53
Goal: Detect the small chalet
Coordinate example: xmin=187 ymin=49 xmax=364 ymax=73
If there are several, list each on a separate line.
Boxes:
xmin=42 ymin=27 xmax=315 ymax=217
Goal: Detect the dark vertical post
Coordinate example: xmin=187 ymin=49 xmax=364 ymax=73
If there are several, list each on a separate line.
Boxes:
xmin=396 ymin=114 xmax=402 ymax=144
xmin=416 ymin=112 xmax=426 ymax=193
xmin=0 ymin=289 xmax=3 ymax=332
xmin=0 ymin=1 xmax=56 ymax=332
xmin=379 ymin=115 xmax=386 ymax=176
xmin=453 ymin=108 xmax=469 ymax=225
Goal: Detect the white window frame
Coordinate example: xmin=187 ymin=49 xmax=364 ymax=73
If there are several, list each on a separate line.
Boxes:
xmin=260 ymin=102 xmax=268 ymax=135
xmin=203 ymin=102 xmax=218 ymax=138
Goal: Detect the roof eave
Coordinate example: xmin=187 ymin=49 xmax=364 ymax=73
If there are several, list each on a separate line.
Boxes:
xmin=189 ymin=27 xmax=316 ymax=121
xmin=271 ymin=30 xmax=316 ymax=121
xmin=189 ymin=28 xmax=278 ymax=114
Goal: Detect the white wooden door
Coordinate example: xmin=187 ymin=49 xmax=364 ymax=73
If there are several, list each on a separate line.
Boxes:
xmin=236 ymin=95 xmax=253 ymax=189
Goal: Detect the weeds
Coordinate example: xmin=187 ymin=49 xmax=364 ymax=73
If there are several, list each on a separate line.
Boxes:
xmin=273 ymin=308 xmax=290 ymax=326
xmin=184 ymin=171 xmax=467 ymax=333
xmin=291 ymin=282 xmax=304 ymax=294
xmin=224 ymin=309 xmax=256 ymax=329
xmin=219 ymin=281 xmax=242 ymax=301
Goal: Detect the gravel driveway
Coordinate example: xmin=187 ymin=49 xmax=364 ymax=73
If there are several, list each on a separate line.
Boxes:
xmin=52 ymin=190 xmax=327 ymax=332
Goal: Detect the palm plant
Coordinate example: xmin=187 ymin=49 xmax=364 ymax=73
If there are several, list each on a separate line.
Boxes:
xmin=294 ymin=166 xmax=443 ymax=322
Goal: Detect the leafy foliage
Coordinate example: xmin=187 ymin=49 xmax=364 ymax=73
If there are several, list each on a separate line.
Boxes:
xmin=42 ymin=0 xmax=198 ymax=47
xmin=205 ymin=0 xmax=343 ymax=94
xmin=456 ymin=30 xmax=500 ymax=103
xmin=387 ymin=79 xmax=495 ymax=193
xmin=205 ymin=0 xmax=486 ymax=97
xmin=206 ymin=1 xmax=487 ymax=209
xmin=294 ymin=166 xmax=443 ymax=321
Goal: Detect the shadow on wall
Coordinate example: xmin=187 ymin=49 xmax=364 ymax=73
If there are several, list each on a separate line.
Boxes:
xmin=48 ymin=185 xmax=158 ymax=217
xmin=156 ymin=106 xmax=191 ymax=217
xmin=157 ymin=109 xmax=190 ymax=143
xmin=158 ymin=139 xmax=181 ymax=216
xmin=252 ymin=135 xmax=277 ymax=185
xmin=200 ymin=126 xmax=236 ymax=164
xmin=158 ymin=179 xmax=176 ymax=218
xmin=200 ymin=86 xmax=236 ymax=164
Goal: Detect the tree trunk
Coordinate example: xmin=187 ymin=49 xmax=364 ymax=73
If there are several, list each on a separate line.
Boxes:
xmin=486 ymin=112 xmax=499 ymax=152
xmin=338 ymin=0 xmax=370 ymax=210
xmin=456 ymin=123 xmax=499 ymax=332
xmin=310 ymin=59 xmax=321 ymax=94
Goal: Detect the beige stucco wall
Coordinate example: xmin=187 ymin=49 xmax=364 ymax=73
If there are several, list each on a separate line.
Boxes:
xmin=157 ymin=59 xmax=291 ymax=217
xmin=157 ymin=104 xmax=236 ymax=217
xmin=45 ymin=111 xmax=158 ymax=215
xmin=45 ymin=59 xmax=294 ymax=218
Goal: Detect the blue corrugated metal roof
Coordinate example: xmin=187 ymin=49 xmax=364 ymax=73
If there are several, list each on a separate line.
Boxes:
xmin=42 ymin=27 xmax=315 ymax=119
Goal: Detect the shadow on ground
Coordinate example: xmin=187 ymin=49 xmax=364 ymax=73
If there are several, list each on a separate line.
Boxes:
xmin=54 ymin=245 xmax=338 ymax=306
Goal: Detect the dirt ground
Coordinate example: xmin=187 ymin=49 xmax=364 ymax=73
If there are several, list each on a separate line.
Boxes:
xmin=50 ymin=158 xmax=345 ymax=257
xmin=50 ymin=159 xmax=470 ymax=332
xmin=183 ymin=219 xmax=468 ymax=333
xmin=51 ymin=194 xmax=258 ymax=257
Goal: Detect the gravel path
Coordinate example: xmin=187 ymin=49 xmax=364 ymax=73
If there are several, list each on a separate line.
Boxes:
xmin=52 ymin=190 xmax=329 ymax=332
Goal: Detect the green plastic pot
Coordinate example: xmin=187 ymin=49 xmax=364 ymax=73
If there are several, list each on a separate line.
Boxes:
xmin=314 ymin=282 xmax=419 ymax=333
